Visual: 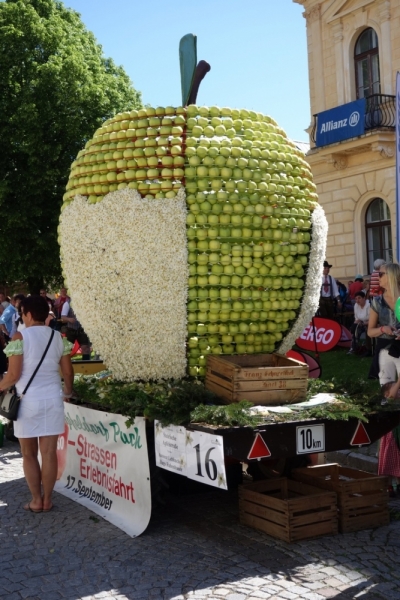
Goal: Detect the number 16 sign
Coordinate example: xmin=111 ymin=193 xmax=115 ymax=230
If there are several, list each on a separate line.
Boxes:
xmin=186 ymin=430 xmax=227 ymax=490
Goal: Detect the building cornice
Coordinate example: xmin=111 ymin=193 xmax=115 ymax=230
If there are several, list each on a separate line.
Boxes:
xmin=303 ymin=3 xmax=321 ymax=23
xmin=306 ymin=131 xmax=395 ymax=176
xmin=325 ymin=0 xmax=374 ymax=23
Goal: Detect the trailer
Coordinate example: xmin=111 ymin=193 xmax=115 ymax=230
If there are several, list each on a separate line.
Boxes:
xmin=189 ymin=411 xmax=400 ymax=464
xmin=71 ymin=358 xmax=400 ymax=473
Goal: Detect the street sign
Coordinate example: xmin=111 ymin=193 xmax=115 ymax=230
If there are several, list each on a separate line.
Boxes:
xmin=247 ymin=433 xmax=272 ymax=460
xmin=296 ymin=424 xmax=325 ymax=454
xmin=350 ymin=421 xmax=371 ymax=446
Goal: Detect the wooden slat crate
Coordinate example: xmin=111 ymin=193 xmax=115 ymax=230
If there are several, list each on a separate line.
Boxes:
xmin=239 ymin=478 xmax=338 ymax=543
xmin=292 ymin=464 xmax=389 ymax=533
xmin=72 ymin=360 xmax=105 ymax=376
xmin=206 ymin=353 xmax=308 ymax=405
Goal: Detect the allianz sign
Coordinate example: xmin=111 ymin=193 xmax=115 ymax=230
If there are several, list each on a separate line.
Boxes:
xmin=316 ymin=99 xmax=365 ymax=147
xmin=320 ymin=110 xmax=360 ymax=133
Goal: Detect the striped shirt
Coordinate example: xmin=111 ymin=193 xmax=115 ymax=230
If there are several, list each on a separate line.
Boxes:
xmin=370 ymin=270 xmax=382 ymax=297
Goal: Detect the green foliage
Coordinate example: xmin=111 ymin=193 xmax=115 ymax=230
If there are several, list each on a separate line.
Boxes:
xmin=72 ymin=372 xmax=388 ymax=428
xmin=190 ymin=402 xmax=262 ymax=427
xmin=89 ymin=515 xmax=100 ymax=523
xmin=296 ymin=402 xmax=369 ymax=423
xmin=306 ymin=376 xmax=381 ymax=405
xmin=73 ymin=374 xmax=219 ymax=427
xmin=295 ymin=376 xmax=382 ymax=423
xmin=0 ymin=0 xmax=142 ymax=289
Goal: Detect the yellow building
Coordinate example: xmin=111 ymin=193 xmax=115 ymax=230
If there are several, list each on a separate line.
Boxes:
xmin=295 ymin=0 xmax=398 ymax=279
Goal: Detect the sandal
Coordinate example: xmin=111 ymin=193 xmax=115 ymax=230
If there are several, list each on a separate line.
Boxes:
xmin=23 ymin=502 xmax=42 ymax=513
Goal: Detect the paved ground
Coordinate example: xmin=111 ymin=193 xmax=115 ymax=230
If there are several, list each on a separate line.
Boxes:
xmin=2 ymin=437 xmax=400 ymax=600
xmin=326 ymin=441 xmax=380 ymax=474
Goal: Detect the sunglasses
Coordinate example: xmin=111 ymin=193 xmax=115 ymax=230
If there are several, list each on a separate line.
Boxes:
xmin=378 ymin=272 xmax=386 ymax=278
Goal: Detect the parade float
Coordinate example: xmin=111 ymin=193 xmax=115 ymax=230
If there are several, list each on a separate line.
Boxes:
xmin=55 ymin=36 xmax=400 ymax=538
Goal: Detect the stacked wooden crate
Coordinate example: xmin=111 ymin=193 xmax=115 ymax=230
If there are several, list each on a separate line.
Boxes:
xmin=206 ymin=354 xmax=308 ymax=405
xmin=239 ymin=478 xmax=338 ymax=543
xmin=292 ymin=464 xmax=389 ymax=533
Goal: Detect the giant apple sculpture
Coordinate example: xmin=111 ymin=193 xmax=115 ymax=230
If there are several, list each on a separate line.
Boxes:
xmin=59 ymin=105 xmax=327 ymax=381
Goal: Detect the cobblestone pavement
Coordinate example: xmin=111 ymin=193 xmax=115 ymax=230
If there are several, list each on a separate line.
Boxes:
xmin=2 ymin=438 xmax=400 ymax=600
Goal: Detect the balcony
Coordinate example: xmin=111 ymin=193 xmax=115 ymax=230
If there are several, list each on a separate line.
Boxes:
xmin=311 ymin=94 xmax=395 ymax=145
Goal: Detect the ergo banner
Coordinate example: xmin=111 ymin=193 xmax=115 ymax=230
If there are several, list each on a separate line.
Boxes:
xmin=54 ymin=404 xmax=151 ymax=537
xmin=295 ymin=317 xmax=342 ymax=352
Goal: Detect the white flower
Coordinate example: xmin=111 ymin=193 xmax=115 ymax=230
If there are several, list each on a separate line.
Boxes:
xmin=277 ymin=204 xmax=328 ymax=355
xmin=59 ymin=188 xmax=188 ymax=381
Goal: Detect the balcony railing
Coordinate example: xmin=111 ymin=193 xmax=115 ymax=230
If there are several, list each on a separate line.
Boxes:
xmin=311 ymin=94 xmax=395 ymax=144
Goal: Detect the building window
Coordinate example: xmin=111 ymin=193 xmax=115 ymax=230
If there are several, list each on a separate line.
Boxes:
xmin=354 ymin=28 xmax=380 ymax=98
xmin=365 ymin=198 xmax=392 ymax=272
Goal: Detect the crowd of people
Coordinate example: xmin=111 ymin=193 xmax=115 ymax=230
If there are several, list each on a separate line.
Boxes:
xmin=320 ymin=259 xmax=400 ymax=496
xmin=319 ymin=258 xmax=385 ymax=357
xmin=0 ymin=287 xmax=91 ymax=360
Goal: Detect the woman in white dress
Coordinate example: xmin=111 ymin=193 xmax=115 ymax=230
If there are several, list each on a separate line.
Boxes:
xmin=0 ymin=295 xmax=74 ymax=512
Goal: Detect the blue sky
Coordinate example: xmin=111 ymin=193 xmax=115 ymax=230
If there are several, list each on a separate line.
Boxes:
xmin=63 ymin=1 xmax=310 ymax=142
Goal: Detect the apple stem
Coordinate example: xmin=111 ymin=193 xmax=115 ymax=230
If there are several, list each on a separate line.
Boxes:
xmin=187 ymin=60 xmax=211 ymax=105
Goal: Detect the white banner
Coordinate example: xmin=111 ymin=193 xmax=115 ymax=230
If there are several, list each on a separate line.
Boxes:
xmin=185 ymin=429 xmax=227 ymax=489
xmin=154 ymin=422 xmax=187 ymax=475
xmin=54 ymin=405 xmax=151 ymax=537
xmin=155 ymin=422 xmax=227 ymax=490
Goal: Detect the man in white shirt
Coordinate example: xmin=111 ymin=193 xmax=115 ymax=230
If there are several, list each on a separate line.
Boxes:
xmin=319 ymin=261 xmax=341 ymax=319
xmin=348 ymin=291 xmax=371 ymax=355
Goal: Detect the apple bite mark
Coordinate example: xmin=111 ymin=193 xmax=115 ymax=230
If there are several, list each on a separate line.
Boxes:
xmin=59 ymin=188 xmax=188 ymax=381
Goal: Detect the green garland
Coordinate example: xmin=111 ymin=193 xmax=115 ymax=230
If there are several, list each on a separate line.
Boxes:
xmin=71 ymin=372 xmax=394 ymax=428
xmin=73 ymin=374 xmax=218 ymax=426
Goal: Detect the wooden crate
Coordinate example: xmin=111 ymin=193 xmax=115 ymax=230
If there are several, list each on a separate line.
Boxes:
xmin=72 ymin=360 xmax=105 ymax=376
xmin=205 ymin=353 xmax=308 ymax=405
xmin=239 ymin=478 xmax=338 ymax=543
xmin=292 ymin=464 xmax=389 ymax=533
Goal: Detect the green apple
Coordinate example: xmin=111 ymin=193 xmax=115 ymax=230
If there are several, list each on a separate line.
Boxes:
xmin=63 ymin=104 xmax=320 ymax=379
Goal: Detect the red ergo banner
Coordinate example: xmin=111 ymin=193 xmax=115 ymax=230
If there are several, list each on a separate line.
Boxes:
xmin=295 ymin=318 xmax=342 ymax=353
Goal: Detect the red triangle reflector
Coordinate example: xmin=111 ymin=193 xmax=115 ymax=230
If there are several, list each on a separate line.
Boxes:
xmin=350 ymin=421 xmax=371 ymax=446
xmin=247 ymin=433 xmax=271 ymax=460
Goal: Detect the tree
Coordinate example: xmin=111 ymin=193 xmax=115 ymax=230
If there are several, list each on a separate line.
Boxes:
xmin=0 ymin=0 xmax=142 ymax=292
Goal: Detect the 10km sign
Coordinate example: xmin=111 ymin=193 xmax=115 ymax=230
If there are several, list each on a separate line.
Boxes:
xmin=296 ymin=424 xmax=325 ymax=454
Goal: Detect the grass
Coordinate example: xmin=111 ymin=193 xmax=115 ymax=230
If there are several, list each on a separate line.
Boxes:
xmin=318 ymin=346 xmax=372 ymax=380
xmin=296 ymin=345 xmax=377 ymax=383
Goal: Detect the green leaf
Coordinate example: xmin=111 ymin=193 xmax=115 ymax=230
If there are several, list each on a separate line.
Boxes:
xmin=179 ymin=33 xmax=197 ymax=106
xmin=71 ymin=373 xmax=385 ymax=428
